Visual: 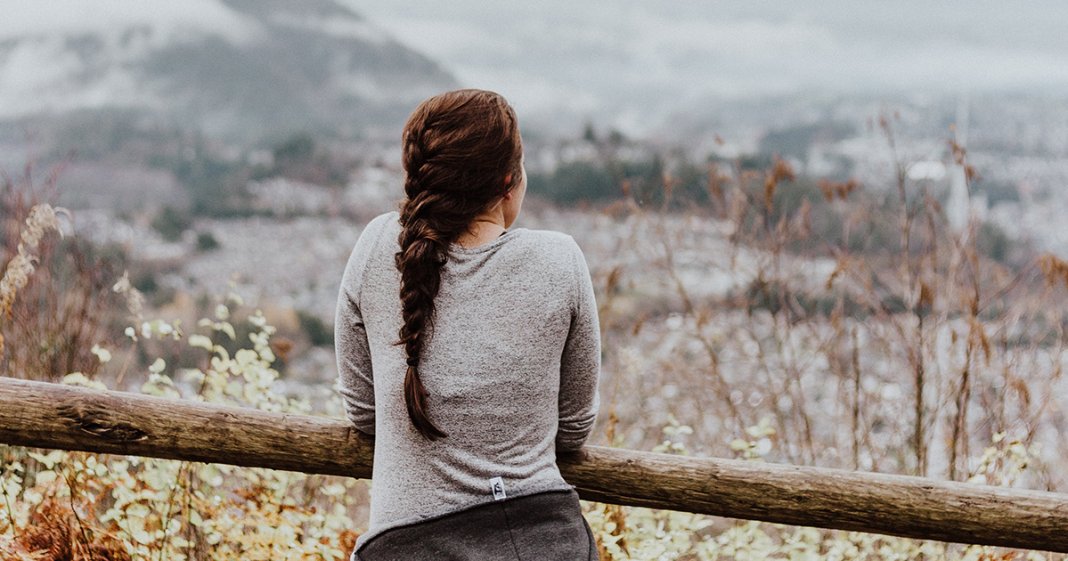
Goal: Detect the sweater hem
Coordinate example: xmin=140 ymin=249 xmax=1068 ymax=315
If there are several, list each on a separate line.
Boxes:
xmin=352 ymin=479 xmax=578 ymax=553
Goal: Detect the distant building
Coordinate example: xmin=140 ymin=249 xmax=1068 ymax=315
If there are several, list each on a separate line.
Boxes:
xmin=947 ymin=97 xmax=986 ymax=236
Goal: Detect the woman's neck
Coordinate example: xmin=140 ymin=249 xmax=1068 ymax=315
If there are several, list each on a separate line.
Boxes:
xmin=455 ymin=215 xmax=507 ymax=248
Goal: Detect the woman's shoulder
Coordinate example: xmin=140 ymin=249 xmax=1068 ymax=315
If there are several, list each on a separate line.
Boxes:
xmin=354 ymin=211 xmax=401 ymax=250
xmin=367 ymin=210 xmax=401 ymax=234
xmin=511 ymin=227 xmax=581 ymax=256
xmin=508 ymin=227 xmax=587 ymax=275
xmin=343 ymin=212 xmax=400 ymax=272
xmin=515 ymin=227 xmax=580 ymax=252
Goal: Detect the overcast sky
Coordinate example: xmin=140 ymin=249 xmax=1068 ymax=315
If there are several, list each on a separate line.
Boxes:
xmin=344 ymin=1 xmax=1068 ymax=133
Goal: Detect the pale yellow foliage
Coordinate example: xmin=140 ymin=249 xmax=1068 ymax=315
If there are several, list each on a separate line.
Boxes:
xmin=0 ymin=204 xmax=65 ymax=353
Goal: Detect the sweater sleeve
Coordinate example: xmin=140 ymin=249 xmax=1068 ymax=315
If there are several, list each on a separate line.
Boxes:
xmin=334 ymin=216 xmax=388 ymax=436
xmin=556 ymin=238 xmax=601 ymax=451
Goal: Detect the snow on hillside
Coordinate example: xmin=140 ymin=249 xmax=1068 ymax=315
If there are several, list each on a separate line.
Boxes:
xmin=0 ymin=0 xmax=456 ymax=139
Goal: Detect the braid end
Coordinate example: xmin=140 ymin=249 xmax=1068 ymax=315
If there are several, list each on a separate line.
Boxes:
xmin=403 ymin=364 xmax=448 ymax=440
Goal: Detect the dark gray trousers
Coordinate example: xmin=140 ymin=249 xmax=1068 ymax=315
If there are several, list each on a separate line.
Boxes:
xmin=353 ymin=488 xmax=598 ymax=561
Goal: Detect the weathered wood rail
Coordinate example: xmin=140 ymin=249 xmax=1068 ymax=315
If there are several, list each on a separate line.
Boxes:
xmin=1 ymin=376 xmax=1067 ymax=553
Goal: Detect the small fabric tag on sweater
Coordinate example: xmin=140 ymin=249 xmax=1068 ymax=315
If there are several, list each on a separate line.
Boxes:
xmin=489 ymin=476 xmax=507 ymax=500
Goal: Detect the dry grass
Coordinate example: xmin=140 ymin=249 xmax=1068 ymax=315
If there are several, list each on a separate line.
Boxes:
xmin=0 ymin=499 xmax=130 ymax=561
xmin=1 ymin=164 xmax=125 ymax=382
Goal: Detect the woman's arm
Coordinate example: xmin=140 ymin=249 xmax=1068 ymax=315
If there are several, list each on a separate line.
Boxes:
xmin=334 ymin=216 xmax=390 ymax=437
xmin=557 ymin=239 xmax=601 ymax=451
xmin=335 ymin=286 xmax=376 ymax=436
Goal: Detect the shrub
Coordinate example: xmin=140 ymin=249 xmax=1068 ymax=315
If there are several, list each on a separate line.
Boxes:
xmin=195 ymin=231 xmax=220 ymax=252
xmin=1 ymin=293 xmax=363 ymax=560
xmin=151 ymin=206 xmax=192 ymax=242
xmin=297 ymin=309 xmax=333 ymax=347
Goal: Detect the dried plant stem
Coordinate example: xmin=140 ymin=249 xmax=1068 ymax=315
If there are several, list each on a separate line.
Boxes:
xmin=744 ymin=326 xmax=799 ymax=464
xmin=776 ymin=319 xmax=817 ymax=464
xmin=266 ymin=471 xmax=294 ymax=557
xmin=0 ymin=461 xmax=17 ymax=531
xmin=851 ymin=327 xmax=862 ymax=471
xmin=59 ymin=453 xmax=96 ymax=556
xmin=156 ymin=460 xmax=190 ymax=561
xmin=911 ymin=315 xmax=928 ymax=476
xmin=114 ymin=344 xmax=137 ymax=389
xmin=948 ymin=341 xmax=973 ymax=481
xmin=656 ymin=218 xmax=747 ymax=435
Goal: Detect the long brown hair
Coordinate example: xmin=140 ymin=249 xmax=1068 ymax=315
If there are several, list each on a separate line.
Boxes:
xmin=395 ymin=89 xmax=524 ymax=440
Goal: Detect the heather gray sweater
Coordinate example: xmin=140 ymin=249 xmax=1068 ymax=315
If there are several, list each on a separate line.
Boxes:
xmin=334 ymin=211 xmax=601 ymax=549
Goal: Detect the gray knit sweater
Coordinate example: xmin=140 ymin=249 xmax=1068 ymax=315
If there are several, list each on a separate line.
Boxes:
xmin=334 ymin=211 xmax=601 ymax=549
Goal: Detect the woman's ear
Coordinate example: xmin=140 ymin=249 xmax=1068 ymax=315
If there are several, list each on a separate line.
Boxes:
xmin=502 ymin=173 xmax=514 ymax=197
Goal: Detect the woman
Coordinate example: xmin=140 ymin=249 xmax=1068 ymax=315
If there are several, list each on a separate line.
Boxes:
xmin=335 ymin=88 xmax=602 ymax=561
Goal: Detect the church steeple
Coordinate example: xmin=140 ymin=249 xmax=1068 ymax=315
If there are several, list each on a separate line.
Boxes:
xmin=947 ymin=95 xmax=971 ymax=235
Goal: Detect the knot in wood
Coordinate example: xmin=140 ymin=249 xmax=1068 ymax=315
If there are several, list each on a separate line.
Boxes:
xmin=57 ymin=401 xmax=148 ymax=443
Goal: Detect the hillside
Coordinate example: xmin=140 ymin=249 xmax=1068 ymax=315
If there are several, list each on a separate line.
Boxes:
xmin=0 ymin=0 xmax=457 ymax=141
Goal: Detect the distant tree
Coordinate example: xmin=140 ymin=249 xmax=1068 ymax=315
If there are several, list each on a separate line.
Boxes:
xmin=582 ymin=122 xmax=598 ymax=144
xmin=132 ymin=270 xmax=158 ymax=294
xmin=272 ymin=133 xmax=316 ymax=166
xmin=731 ymin=153 xmax=776 ymax=172
xmin=977 ymin=222 xmax=1012 ymax=263
xmin=759 ymin=122 xmax=854 ymax=161
xmin=167 ymin=149 xmax=249 ymax=217
xmin=972 ymin=178 xmax=1020 ymax=205
xmin=196 ymin=231 xmax=220 ymax=251
xmin=612 ymin=155 xmax=665 ymax=206
xmin=267 ymin=132 xmax=350 ymax=186
xmin=151 ymin=206 xmax=192 ymax=241
xmin=528 ymin=161 xmax=619 ymax=203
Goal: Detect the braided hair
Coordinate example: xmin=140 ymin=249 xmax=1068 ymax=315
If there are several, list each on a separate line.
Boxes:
xmin=395 ymin=89 xmax=524 ymax=440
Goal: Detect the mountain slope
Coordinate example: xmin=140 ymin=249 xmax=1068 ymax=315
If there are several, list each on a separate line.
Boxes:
xmin=0 ymin=0 xmax=457 ymax=140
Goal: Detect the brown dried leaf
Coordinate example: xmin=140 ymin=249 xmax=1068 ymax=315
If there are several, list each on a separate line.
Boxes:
xmin=1038 ymin=253 xmax=1068 ymax=290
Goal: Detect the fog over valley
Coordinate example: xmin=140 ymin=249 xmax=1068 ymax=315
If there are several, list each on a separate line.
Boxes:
xmin=346 ymin=0 xmax=1068 ymax=135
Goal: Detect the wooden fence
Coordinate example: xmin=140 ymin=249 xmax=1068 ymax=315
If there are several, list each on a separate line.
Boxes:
xmin=1 ymin=376 xmax=1066 ymax=553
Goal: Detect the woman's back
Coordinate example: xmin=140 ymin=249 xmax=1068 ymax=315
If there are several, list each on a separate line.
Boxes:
xmin=335 ymin=210 xmax=601 ymax=550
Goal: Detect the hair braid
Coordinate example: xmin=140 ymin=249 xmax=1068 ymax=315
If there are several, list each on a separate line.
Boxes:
xmin=395 ymin=192 xmax=452 ymax=440
xmin=394 ymin=89 xmax=523 ymax=440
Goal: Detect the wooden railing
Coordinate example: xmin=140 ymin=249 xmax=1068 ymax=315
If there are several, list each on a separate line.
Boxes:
xmin=1 ymin=376 xmax=1066 ymax=553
